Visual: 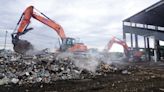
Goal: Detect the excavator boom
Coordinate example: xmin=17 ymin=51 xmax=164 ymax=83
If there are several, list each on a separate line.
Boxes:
xmin=16 ymin=6 xmax=66 ymax=40
xmin=104 ymin=36 xmax=129 ymax=57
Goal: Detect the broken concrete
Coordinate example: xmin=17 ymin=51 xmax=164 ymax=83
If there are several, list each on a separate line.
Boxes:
xmin=0 ymin=50 xmax=128 ymax=85
xmin=0 ymin=49 xmax=164 ymax=92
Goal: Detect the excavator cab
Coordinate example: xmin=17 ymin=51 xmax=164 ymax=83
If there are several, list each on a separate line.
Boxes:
xmin=64 ymin=38 xmax=75 ymax=46
xmin=60 ymin=38 xmax=75 ymax=51
xmin=60 ymin=37 xmax=87 ymax=52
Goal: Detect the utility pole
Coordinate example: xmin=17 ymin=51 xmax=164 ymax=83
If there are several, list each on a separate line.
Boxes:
xmin=4 ymin=30 xmax=8 ymax=50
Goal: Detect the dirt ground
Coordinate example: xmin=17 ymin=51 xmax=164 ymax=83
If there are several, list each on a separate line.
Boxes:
xmin=0 ymin=62 xmax=164 ymax=92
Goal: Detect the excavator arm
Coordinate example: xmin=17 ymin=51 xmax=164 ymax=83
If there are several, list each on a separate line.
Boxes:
xmin=13 ymin=6 xmax=66 ymax=40
xmin=104 ymin=36 xmax=129 ymax=57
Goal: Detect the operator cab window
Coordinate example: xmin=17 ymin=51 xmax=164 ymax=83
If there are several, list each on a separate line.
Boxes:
xmin=66 ymin=38 xmax=75 ymax=45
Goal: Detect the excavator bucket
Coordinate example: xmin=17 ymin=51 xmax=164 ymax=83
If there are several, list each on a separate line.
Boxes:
xmin=13 ymin=39 xmax=34 ymax=54
xmin=12 ymin=35 xmax=33 ymax=54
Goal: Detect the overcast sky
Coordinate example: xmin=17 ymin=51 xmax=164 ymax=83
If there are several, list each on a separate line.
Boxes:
xmin=0 ymin=0 xmax=159 ymax=51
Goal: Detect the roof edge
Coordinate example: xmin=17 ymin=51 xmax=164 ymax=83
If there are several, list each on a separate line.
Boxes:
xmin=123 ymin=0 xmax=164 ymax=22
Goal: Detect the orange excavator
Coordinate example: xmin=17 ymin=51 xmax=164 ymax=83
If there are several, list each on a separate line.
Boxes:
xmin=104 ymin=36 xmax=143 ymax=61
xmin=11 ymin=6 xmax=87 ymax=54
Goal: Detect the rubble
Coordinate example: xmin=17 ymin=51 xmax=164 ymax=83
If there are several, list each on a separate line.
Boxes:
xmin=121 ymin=70 xmax=131 ymax=74
xmin=0 ymin=51 xmax=83 ymax=84
xmin=99 ymin=63 xmax=118 ymax=73
xmin=0 ymin=50 xmax=128 ymax=85
xmin=0 ymin=77 xmax=10 ymax=85
xmin=0 ymin=50 xmax=163 ymax=92
xmin=11 ymin=78 xmax=19 ymax=84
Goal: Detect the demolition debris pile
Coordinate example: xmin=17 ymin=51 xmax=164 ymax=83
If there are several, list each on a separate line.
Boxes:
xmin=0 ymin=50 xmax=128 ymax=85
xmin=0 ymin=53 xmax=83 ymax=85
